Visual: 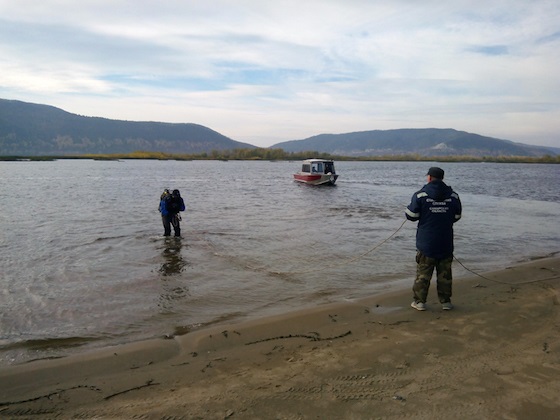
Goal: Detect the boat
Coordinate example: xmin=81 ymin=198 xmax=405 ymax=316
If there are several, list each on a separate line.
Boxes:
xmin=293 ymin=159 xmax=338 ymax=185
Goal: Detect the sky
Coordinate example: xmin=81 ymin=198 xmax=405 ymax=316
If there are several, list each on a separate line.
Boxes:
xmin=1 ymin=1 xmax=559 ymax=148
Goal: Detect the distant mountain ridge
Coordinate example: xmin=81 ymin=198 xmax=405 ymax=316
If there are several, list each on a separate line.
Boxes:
xmin=272 ymin=129 xmax=558 ymax=157
xmin=0 ymin=99 xmax=254 ymax=155
xmin=1 ymin=98 xmax=557 ymax=157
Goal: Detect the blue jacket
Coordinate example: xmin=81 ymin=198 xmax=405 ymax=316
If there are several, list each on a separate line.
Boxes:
xmin=405 ymin=180 xmax=462 ymax=259
xmin=159 ymin=196 xmax=185 ymax=216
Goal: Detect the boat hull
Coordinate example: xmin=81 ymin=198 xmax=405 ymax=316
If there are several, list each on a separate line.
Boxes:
xmin=293 ymin=173 xmax=338 ymax=185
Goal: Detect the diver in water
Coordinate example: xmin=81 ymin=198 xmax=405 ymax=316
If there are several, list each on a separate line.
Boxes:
xmin=159 ymin=189 xmax=186 ymax=237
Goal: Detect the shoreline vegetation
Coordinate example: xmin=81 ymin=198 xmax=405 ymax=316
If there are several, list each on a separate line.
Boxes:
xmin=1 ymin=148 xmax=559 ymax=163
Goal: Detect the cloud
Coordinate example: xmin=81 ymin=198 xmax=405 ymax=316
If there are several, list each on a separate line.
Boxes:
xmin=0 ymin=0 xmax=559 ymax=147
xmin=467 ymin=45 xmax=509 ymax=55
xmin=536 ymin=30 xmax=560 ymax=44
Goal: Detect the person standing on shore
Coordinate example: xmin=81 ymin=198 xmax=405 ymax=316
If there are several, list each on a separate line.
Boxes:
xmin=405 ymin=167 xmax=462 ymax=311
xmin=159 ymin=189 xmax=186 ymax=237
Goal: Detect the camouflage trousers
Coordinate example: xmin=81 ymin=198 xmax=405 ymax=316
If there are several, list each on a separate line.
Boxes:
xmin=412 ymin=251 xmax=453 ymax=304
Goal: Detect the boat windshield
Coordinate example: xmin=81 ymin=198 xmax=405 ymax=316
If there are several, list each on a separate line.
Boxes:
xmin=311 ymin=162 xmax=324 ymax=173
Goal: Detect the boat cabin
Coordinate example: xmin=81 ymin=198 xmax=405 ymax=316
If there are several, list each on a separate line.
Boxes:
xmin=293 ymin=159 xmax=338 ymax=185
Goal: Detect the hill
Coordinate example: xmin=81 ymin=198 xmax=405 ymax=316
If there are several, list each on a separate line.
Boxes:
xmin=0 ymin=99 xmax=254 ymax=155
xmin=272 ymin=128 xmax=558 ymax=157
xmin=2 ymin=98 xmax=557 ymax=158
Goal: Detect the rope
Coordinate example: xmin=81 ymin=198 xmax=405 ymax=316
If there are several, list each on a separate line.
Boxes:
xmin=267 ymin=219 xmax=559 ymax=284
xmin=453 ymin=254 xmax=559 ymax=285
xmin=200 ymin=218 xmax=558 ymax=286
xmin=270 ymin=219 xmax=408 ymax=275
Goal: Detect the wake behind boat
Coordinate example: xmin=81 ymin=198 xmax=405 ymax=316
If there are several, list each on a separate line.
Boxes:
xmin=293 ymin=159 xmax=338 ymax=185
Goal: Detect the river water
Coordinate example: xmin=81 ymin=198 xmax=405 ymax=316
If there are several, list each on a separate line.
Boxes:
xmin=1 ymin=159 xmax=558 ymax=365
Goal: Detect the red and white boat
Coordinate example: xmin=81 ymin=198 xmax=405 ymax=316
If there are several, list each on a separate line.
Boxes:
xmin=293 ymin=159 xmax=338 ymax=185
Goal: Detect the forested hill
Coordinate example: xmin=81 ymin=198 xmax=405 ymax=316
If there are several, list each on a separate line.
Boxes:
xmin=2 ymin=98 xmax=557 ymax=157
xmin=0 ymin=98 xmax=254 ymax=155
xmin=272 ymin=129 xmax=558 ymax=157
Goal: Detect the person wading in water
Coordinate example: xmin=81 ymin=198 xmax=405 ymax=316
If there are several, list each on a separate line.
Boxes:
xmin=159 ymin=189 xmax=186 ymax=237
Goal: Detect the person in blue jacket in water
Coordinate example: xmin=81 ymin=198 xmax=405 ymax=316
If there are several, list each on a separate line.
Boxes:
xmin=159 ymin=189 xmax=186 ymax=237
xmin=405 ymin=167 xmax=462 ymax=311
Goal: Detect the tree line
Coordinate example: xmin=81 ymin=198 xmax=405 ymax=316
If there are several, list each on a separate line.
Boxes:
xmin=1 ymin=147 xmax=558 ymax=163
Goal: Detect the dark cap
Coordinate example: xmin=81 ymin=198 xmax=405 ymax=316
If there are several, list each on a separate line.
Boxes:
xmin=426 ymin=167 xmax=444 ymax=179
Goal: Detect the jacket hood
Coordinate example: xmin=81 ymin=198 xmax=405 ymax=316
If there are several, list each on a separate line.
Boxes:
xmin=423 ymin=180 xmax=453 ymax=201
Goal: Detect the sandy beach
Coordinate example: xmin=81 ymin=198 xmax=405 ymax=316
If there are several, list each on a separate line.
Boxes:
xmin=1 ymin=256 xmax=559 ymax=419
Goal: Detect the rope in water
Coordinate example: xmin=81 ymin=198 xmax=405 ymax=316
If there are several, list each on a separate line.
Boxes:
xmin=267 ymin=219 xmax=408 ymax=275
xmin=200 ymin=218 xmax=558 ymax=285
xmin=266 ymin=220 xmax=559 ymax=285
xmin=271 ymin=218 xmax=560 ymax=284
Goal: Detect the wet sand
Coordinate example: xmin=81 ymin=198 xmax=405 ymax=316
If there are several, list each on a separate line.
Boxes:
xmin=1 ymin=256 xmax=559 ymax=419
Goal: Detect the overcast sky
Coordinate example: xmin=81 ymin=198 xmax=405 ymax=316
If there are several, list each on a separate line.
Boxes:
xmin=1 ymin=1 xmax=559 ymax=148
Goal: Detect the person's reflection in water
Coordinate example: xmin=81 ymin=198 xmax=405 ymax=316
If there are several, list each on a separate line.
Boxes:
xmin=158 ymin=237 xmax=190 ymax=314
xmin=159 ymin=237 xmax=188 ymax=276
